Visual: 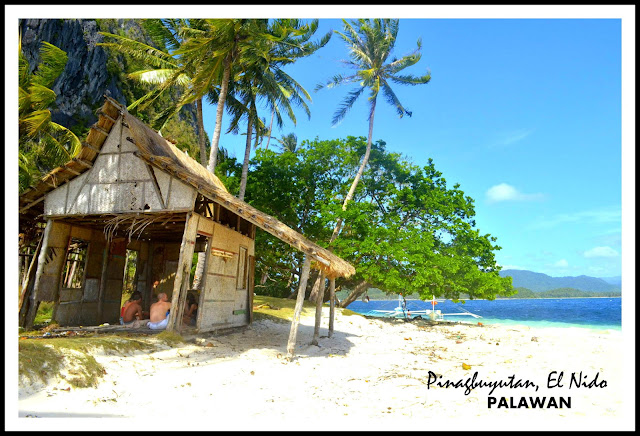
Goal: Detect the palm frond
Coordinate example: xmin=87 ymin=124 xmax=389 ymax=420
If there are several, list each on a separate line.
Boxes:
xmin=332 ymin=86 xmax=365 ymax=126
xmin=98 ymin=32 xmax=177 ymax=69
xmin=381 ymin=81 xmax=409 ymax=118
xmin=32 ymin=42 xmax=68 ymax=88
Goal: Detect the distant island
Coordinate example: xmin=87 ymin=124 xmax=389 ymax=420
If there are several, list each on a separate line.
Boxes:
xmin=337 ymin=269 xmax=622 ymax=302
xmin=498 ymin=287 xmax=621 ymax=299
xmin=498 ymin=269 xmax=621 ymax=293
xmin=336 ymin=286 xmax=621 ymax=301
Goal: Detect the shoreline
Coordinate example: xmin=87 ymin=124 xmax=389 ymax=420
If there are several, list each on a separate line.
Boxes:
xmin=359 ymin=296 xmax=622 ymax=301
xmin=14 ymin=306 xmax=627 ymax=430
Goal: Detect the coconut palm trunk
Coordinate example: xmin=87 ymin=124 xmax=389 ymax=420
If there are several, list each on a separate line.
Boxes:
xmin=330 ymin=97 xmax=376 ymax=244
xmin=195 ymin=98 xmax=207 ymax=165
xmin=309 ymin=98 xmax=376 ymax=304
xmin=313 ymin=19 xmax=431 ymax=305
xmin=189 ymin=97 xmax=210 ymax=292
xmin=207 ymin=52 xmax=232 ymax=173
xmin=264 ymin=109 xmax=275 ymax=150
xmin=238 ymin=109 xmax=254 ymax=201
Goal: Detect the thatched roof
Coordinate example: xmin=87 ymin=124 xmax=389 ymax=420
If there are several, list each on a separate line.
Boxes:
xmin=19 ymin=97 xmax=355 ymax=279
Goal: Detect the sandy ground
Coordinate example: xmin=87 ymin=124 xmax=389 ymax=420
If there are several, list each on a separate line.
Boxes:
xmin=12 ymin=308 xmax=633 ymax=431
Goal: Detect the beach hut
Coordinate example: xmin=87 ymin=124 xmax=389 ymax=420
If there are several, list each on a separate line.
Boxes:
xmin=18 ymin=97 xmax=355 ymax=354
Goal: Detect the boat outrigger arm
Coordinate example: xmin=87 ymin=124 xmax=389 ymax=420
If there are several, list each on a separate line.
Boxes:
xmin=367 ymin=295 xmax=482 ymax=320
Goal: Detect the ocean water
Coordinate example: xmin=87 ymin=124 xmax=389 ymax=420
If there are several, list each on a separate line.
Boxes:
xmin=345 ymin=297 xmax=622 ymax=331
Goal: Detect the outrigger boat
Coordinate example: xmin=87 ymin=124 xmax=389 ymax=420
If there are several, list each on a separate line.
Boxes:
xmin=364 ymin=294 xmax=482 ymax=321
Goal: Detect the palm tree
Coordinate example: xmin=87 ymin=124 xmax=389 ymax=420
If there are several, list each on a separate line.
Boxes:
xmin=211 ymin=19 xmax=331 ymax=200
xmin=312 ymin=18 xmax=431 ymax=302
xmin=19 ymin=38 xmax=81 ymax=193
xmin=316 ymin=18 xmax=431 ymax=244
xmin=176 ymin=19 xmax=330 ymax=177
xmin=274 ymin=133 xmax=298 ymax=153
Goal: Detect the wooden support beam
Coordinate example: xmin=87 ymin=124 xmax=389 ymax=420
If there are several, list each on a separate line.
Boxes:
xmin=248 ymin=255 xmax=255 ymax=325
xmin=73 ymin=158 xmax=93 ymax=168
xmin=63 ymin=166 xmax=82 ymax=176
xmin=167 ymin=213 xmax=199 ymax=333
xmin=23 ymin=219 xmax=53 ymax=330
xmin=311 ymin=271 xmax=326 ymax=346
xmin=287 ymin=255 xmax=311 ymax=361
xmin=18 ymin=235 xmax=44 ymax=326
xmin=97 ymin=244 xmax=110 ymax=324
xmin=91 ymin=124 xmax=110 ymax=137
xmin=97 ymin=110 xmax=118 ymax=124
xmin=329 ymin=278 xmax=336 ymax=338
xmin=82 ymin=141 xmax=101 ymax=153
xmin=19 ymin=196 xmax=45 ymax=214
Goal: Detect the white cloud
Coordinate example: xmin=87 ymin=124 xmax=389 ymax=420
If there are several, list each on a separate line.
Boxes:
xmin=494 ymin=129 xmax=534 ymax=147
xmin=584 ymin=246 xmax=619 ymax=258
xmin=531 ymin=206 xmax=621 ymax=230
xmin=554 ymin=259 xmax=569 ymax=267
xmin=486 ymin=183 xmax=545 ymax=203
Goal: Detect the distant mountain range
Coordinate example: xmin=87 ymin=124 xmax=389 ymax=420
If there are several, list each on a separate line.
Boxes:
xmin=499 ymin=269 xmax=621 ymax=293
xmin=600 ymin=276 xmax=622 ymax=286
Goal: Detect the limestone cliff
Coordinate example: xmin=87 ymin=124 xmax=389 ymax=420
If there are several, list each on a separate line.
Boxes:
xmin=19 ymin=18 xmax=202 ymax=156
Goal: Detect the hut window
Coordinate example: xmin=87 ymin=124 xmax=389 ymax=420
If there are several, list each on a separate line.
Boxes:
xmin=62 ymin=238 xmax=89 ymax=289
xmin=219 ymin=206 xmax=238 ymax=231
xmin=239 ymin=218 xmax=252 ymax=238
xmin=237 ymin=246 xmax=248 ymax=290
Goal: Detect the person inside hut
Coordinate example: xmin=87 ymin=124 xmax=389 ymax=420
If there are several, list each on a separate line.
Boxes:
xmin=120 ymin=291 xmax=146 ymax=328
xmin=183 ymin=292 xmax=198 ymax=326
xmin=147 ymin=293 xmax=172 ymax=330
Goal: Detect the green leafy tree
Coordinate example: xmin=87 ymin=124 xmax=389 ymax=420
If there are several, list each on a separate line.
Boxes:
xmin=19 ymin=38 xmax=81 ymax=193
xmin=245 ymin=136 xmax=513 ymax=303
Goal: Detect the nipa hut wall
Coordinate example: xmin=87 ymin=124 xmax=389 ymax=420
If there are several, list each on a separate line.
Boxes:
xmin=196 ymin=215 xmax=255 ymax=332
xmin=43 ymin=119 xmax=197 ymax=217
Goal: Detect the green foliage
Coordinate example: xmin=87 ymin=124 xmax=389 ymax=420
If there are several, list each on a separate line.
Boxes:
xmin=245 ymin=136 xmax=513 ymax=301
xmin=19 ymin=38 xmax=81 ymax=193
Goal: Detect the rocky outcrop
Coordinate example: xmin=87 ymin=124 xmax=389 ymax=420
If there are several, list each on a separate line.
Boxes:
xmin=20 ymin=19 xmax=127 ymax=129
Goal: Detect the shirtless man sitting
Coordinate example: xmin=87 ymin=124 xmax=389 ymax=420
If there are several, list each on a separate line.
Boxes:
xmin=120 ymin=291 xmax=146 ymax=327
xmin=147 ymin=293 xmax=172 ymax=330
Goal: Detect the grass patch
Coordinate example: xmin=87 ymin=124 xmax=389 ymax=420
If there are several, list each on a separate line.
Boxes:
xmin=252 ymin=295 xmax=364 ymax=322
xmin=253 ymin=295 xmax=316 ymax=323
xmin=155 ymin=330 xmax=186 ymax=347
xmin=340 ymin=308 xmax=361 ymax=317
xmin=18 ymin=340 xmax=63 ymax=385
xmin=18 ymin=334 xmax=157 ymax=389
xmin=65 ymin=353 xmax=104 ymax=388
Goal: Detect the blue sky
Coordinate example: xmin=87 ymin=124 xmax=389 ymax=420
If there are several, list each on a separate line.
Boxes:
xmin=201 ymin=17 xmax=625 ymax=278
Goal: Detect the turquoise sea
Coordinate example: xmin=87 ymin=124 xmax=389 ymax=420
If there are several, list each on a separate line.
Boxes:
xmin=345 ymin=297 xmax=622 ymax=331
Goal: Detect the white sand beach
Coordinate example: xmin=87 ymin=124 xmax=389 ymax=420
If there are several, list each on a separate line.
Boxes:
xmin=12 ymin=307 xmax=633 ymax=431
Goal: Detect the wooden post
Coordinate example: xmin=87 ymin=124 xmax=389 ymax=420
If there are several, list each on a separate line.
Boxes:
xmin=167 ymin=213 xmax=198 ymax=332
xmin=24 ymin=219 xmax=53 ymax=330
xmin=329 ymin=278 xmax=336 ymax=338
xmin=311 ymin=271 xmax=326 ymax=346
xmin=97 ymin=244 xmax=110 ymax=324
xmin=18 ymin=236 xmax=44 ymax=327
xmin=248 ymin=255 xmax=255 ymax=325
xmin=286 ymin=255 xmax=311 ymax=360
